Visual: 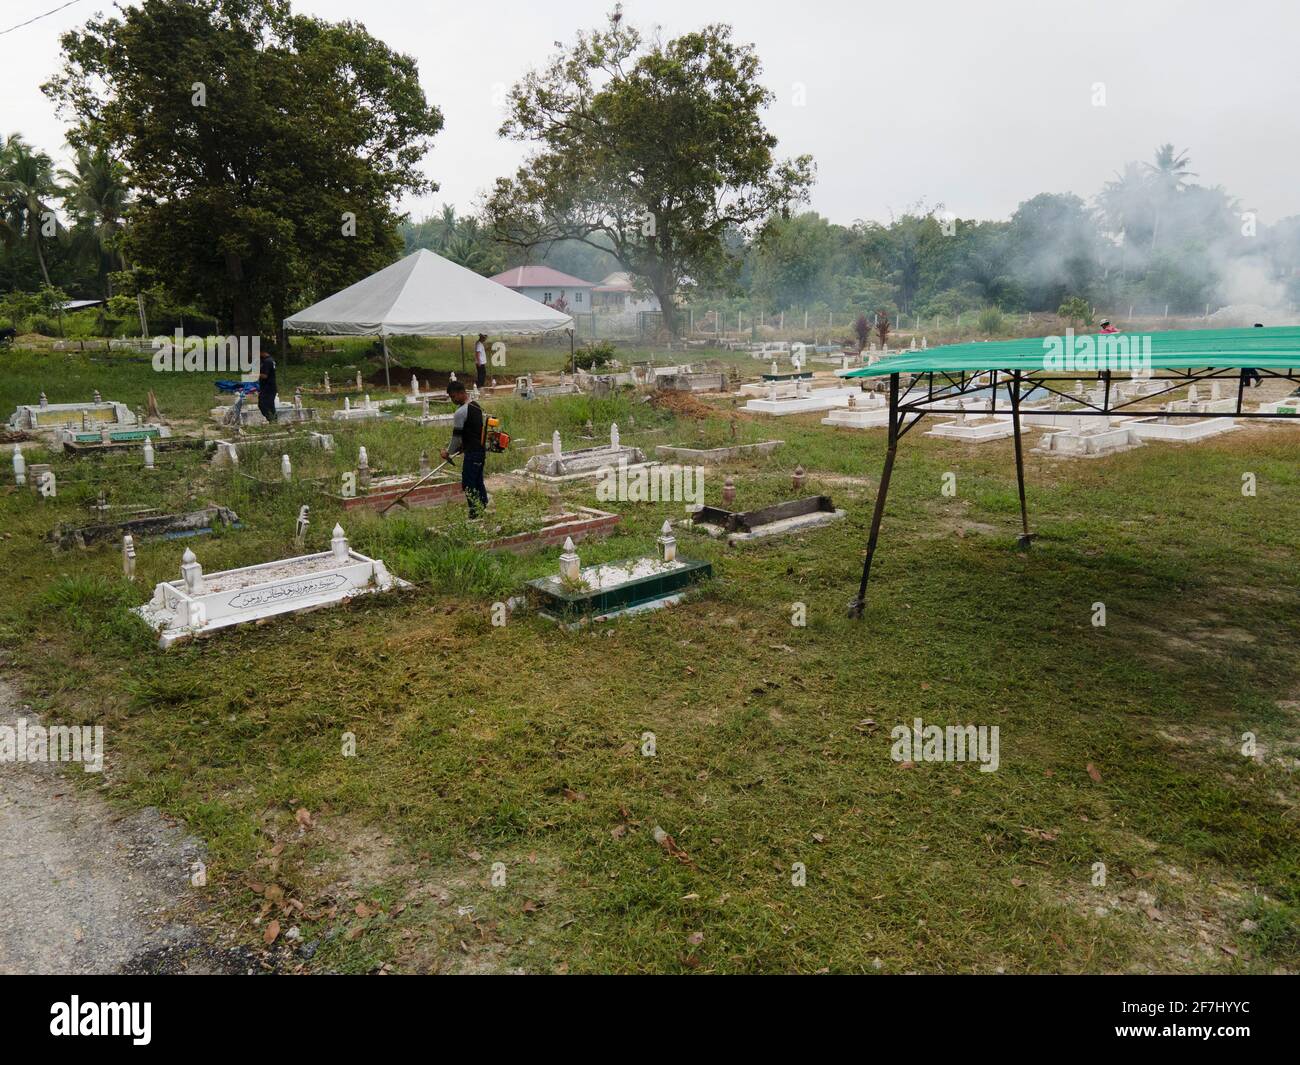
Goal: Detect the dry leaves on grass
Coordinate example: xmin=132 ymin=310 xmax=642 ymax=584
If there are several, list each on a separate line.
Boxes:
xmin=652 ymin=826 xmax=694 ymax=865
xmin=1086 ymin=763 xmax=1103 ymax=783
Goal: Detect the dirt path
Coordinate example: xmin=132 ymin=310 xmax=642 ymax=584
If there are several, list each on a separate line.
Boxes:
xmin=0 ymin=673 xmax=253 ymax=974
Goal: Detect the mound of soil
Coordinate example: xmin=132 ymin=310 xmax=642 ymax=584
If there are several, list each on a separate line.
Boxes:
xmin=649 ymin=390 xmax=716 ymax=419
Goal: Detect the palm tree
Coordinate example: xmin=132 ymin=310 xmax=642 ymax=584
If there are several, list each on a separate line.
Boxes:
xmin=1096 ymin=162 xmax=1151 ymax=278
xmin=59 ymin=146 xmax=132 ymax=298
xmin=1143 ymin=144 xmax=1196 ymax=250
xmin=0 ymin=133 xmax=64 ymax=286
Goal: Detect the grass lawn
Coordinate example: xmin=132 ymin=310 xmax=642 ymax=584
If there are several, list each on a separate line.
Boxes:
xmin=2 ymin=339 xmax=1298 ymax=974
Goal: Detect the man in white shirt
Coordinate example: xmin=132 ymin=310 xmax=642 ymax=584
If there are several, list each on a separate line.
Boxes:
xmin=474 ymin=333 xmax=488 ymax=389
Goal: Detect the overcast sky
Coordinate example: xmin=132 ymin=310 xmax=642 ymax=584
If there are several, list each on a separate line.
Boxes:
xmin=4 ymin=0 xmax=1299 ymax=227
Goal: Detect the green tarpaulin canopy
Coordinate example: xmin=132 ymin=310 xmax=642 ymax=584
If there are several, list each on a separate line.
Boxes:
xmin=844 ymin=326 xmax=1300 ymax=377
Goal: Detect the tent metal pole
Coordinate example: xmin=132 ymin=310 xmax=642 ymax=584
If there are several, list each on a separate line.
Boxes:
xmin=849 ymin=372 xmax=900 ymax=620
xmin=1010 ymin=368 xmax=1033 ymax=549
xmin=460 ymin=335 xmax=466 ymax=375
xmin=381 ymin=332 xmax=391 ymax=388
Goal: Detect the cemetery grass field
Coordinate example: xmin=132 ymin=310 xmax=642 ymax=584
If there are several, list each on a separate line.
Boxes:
xmin=2 ymin=343 xmax=1299 ymax=974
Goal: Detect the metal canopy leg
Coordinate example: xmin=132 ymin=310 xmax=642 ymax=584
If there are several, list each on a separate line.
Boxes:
xmin=1010 ymin=369 xmax=1034 ymax=549
xmin=849 ymin=373 xmax=900 ymax=620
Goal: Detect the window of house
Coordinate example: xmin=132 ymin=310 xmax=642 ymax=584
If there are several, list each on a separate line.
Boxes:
xmin=543 ymin=292 xmax=552 ymax=303
xmin=575 ymin=291 xmax=583 ymax=304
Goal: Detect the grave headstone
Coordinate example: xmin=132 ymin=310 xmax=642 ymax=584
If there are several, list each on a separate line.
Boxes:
xmin=295 ymin=505 xmax=310 ymax=547
xmin=12 ymin=446 xmax=25 ymax=486
xmin=122 ymin=534 xmax=136 ymax=581
xmin=657 ymin=520 xmax=677 ymax=563
xmin=559 ymin=536 xmax=581 ymax=582
xmin=281 ymin=454 xmax=292 ymax=481
xmin=143 ymin=437 xmax=155 ymax=469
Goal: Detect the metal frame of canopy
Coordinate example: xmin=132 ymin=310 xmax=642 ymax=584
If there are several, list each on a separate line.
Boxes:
xmin=847 ymin=363 xmax=1300 ymax=619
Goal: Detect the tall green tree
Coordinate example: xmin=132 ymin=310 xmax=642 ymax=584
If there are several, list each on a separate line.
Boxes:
xmin=484 ymin=6 xmax=813 ymax=337
xmin=58 ymin=145 xmax=131 ymax=298
xmin=0 ymin=133 xmax=65 ymax=287
xmin=46 ymin=0 xmax=443 ymax=345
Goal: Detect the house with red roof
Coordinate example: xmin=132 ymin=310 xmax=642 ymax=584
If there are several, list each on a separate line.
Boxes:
xmin=489 ymin=265 xmax=595 ymax=313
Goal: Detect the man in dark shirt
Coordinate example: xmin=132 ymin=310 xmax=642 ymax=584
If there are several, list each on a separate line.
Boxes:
xmin=257 ymin=350 xmax=278 ymax=422
xmin=440 ymin=379 xmax=488 ymax=516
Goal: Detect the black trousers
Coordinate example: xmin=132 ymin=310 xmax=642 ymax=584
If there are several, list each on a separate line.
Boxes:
xmin=475 ymin=363 xmax=486 ymax=388
xmin=257 ymin=390 xmax=278 ymax=422
xmin=461 ymin=450 xmax=488 ymax=516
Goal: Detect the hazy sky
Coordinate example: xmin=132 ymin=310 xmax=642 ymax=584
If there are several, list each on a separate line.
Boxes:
xmin=4 ymin=0 xmax=1300 ymax=227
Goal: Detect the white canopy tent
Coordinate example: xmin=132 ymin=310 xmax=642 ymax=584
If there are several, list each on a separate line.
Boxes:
xmin=282 ymin=249 xmax=575 ymax=385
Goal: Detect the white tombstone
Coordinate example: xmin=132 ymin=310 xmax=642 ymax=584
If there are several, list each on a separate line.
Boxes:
xmin=559 ymin=536 xmax=581 ymax=582
xmin=450 ymin=371 xmax=457 ymax=383
xmin=551 ymin=430 xmax=562 ymax=460
xmin=143 ymin=437 xmax=156 ymax=469
xmin=343 ymin=396 xmax=351 ymax=412
xmin=1073 ymin=380 xmax=1084 ymax=395
xmin=281 ymin=454 xmax=292 ymax=481
xmin=93 ymin=390 xmax=102 ymax=403
xmin=295 ymin=505 xmax=310 ymax=547
xmin=842 ymin=354 xmax=850 ymax=370
xmin=421 ymin=397 xmax=430 ymax=417
xmin=410 ymin=376 xmax=420 ymax=397
xmin=12 ymin=446 xmax=25 ymax=486
xmin=1210 ymin=381 xmax=1222 ymax=402
xmin=656 ymin=520 xmax=677 ymax=563
xmin=38 ymin=470 xmax=56 ymax=498
xmin=358 ymin=446 xmax=369 ymax=471
xmin=364 ymin=393 xmax=372 ymax=409
xmin=323 ymin=371 xmax=331 ymax=393
xmin=610 ymin=422 xmax=620 ymax=448
xmin=39 ymin=392 xmax=48 ymax=407
xmin=100 ymin=425 xmax=111 ymax=444
xmin=1188 ymin=383 xmax=1199 ymax=407
xmin=910 ymin=338 xmax=917 ymax=350
xmin=771 ymin=360 xmax=779 ymax=375
xmin=122 ymin=534 xmax=137 ymax=581
xmin=355 ymin=370 xmax=363 ymax=391
xmin=848 ymin=393 xmax=857 ymax=409
xmin=767 ymin=381 xmax=778 ymax=401
xmin=180 ymin=547 xmax=205 ymax=594
xmin=331 ymin=523 xmax=350 ymax=563
xmin=294 ymin=387 xmax=303 ymax=411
